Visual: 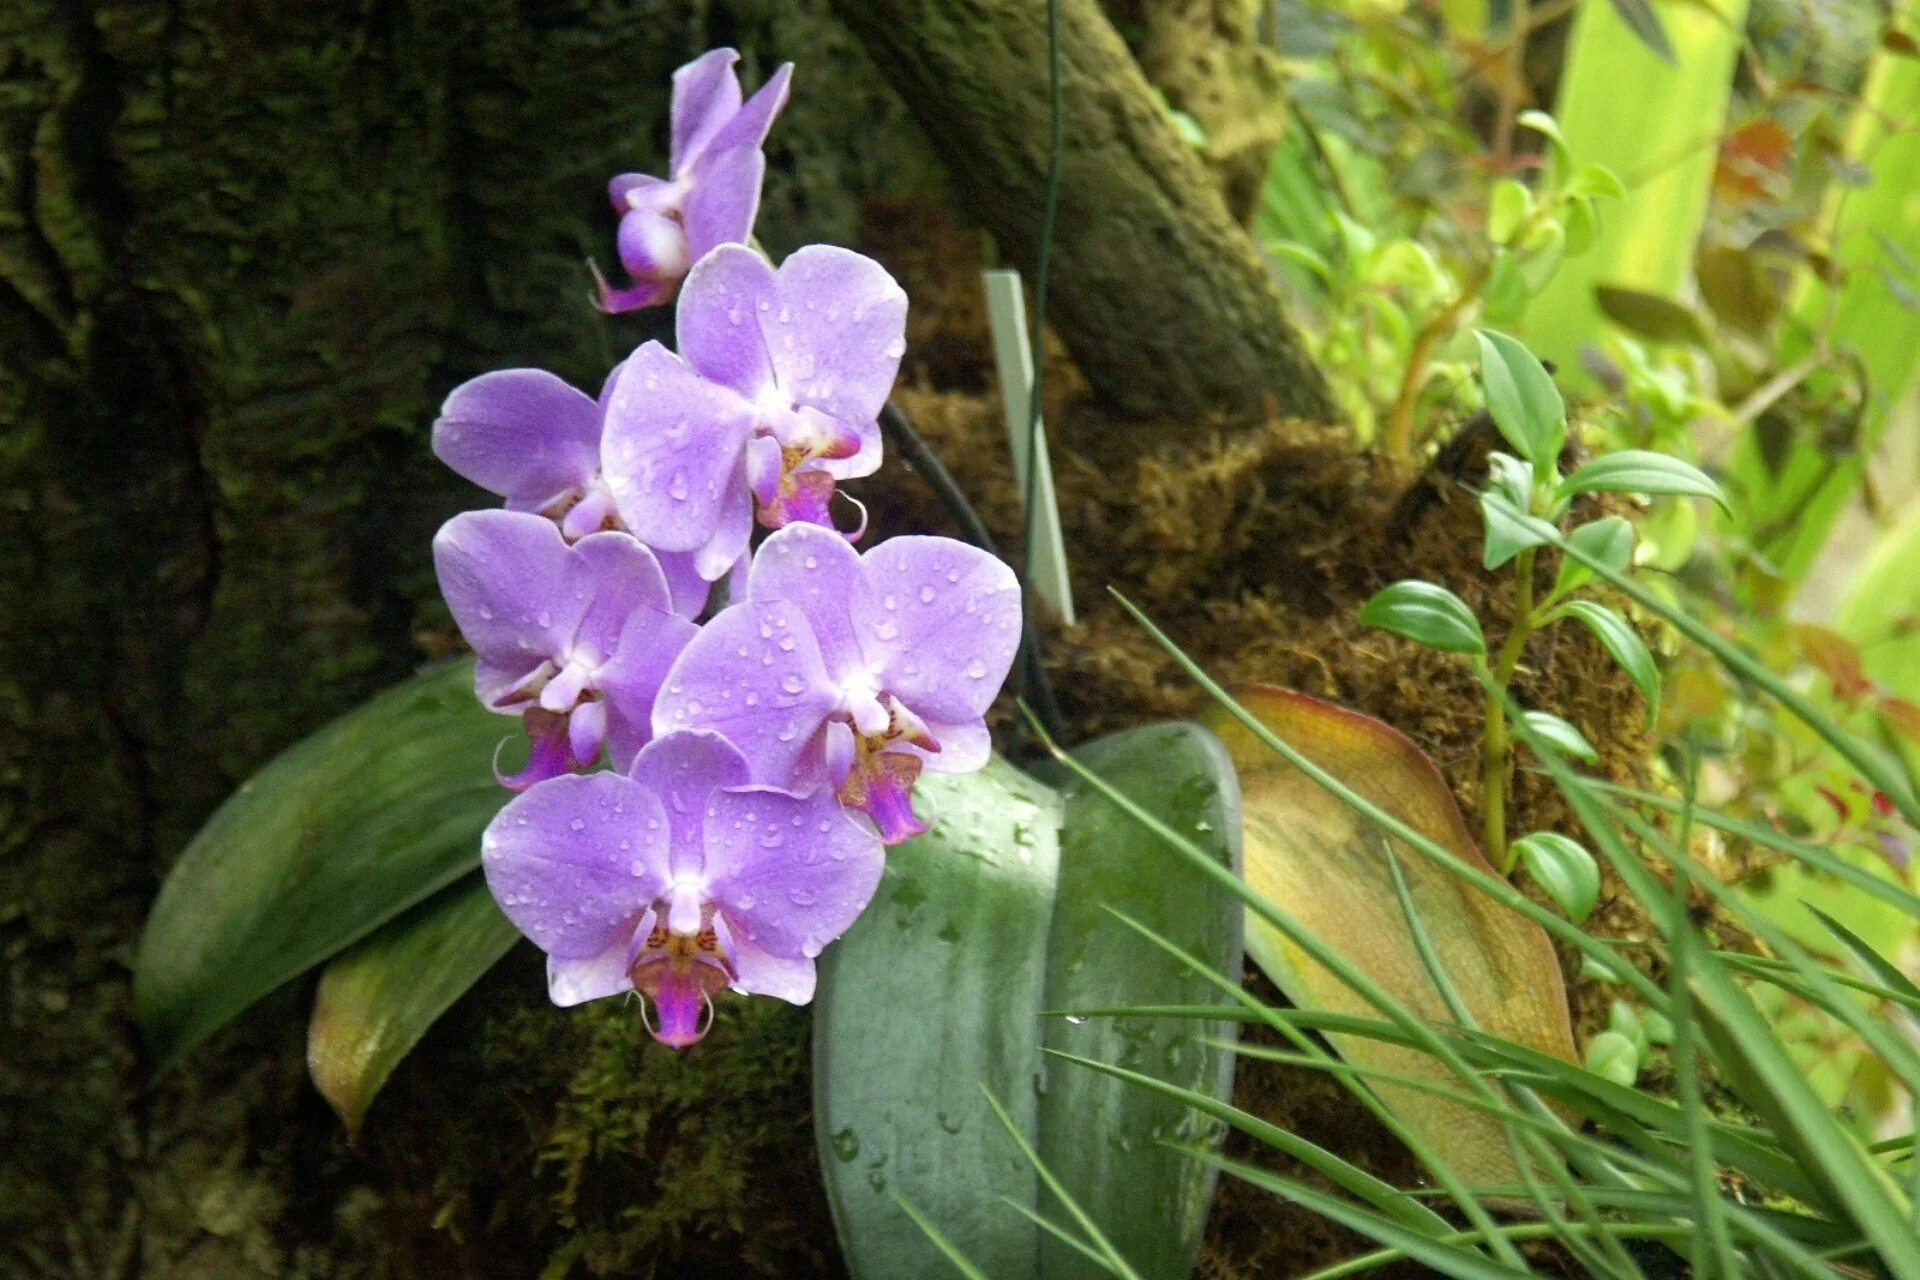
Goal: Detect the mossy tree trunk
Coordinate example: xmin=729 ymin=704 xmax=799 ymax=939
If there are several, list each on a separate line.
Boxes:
xmin=830 ymin=0 xmax=1337 ymax=426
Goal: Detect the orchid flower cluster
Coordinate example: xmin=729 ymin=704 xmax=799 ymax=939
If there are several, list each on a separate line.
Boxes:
xmin=429 ymin=49 xmax=1021 ymax=1046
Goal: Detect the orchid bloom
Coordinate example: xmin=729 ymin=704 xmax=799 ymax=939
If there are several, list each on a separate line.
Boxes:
xmin=434 ymin=510 xmax=698 ymax=789
xmin=652 ymin=523 xmax=1020 ymax=843
xmin=431 ymin=365 xmax=712 ymax=615
xmin=482 ymin=730 xmax=884 ymax=1045
xmin=595 ymin=49 xmax=793 ymax=313
xmin=601 ymin=244 xmax=908 ymax=578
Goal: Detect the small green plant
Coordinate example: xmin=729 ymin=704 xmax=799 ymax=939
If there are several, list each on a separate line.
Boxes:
xmin=1360 ymin=333 xmax=1727 ymax=887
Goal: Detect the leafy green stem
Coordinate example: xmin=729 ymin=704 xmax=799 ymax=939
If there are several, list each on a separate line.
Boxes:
xmin=1482 ymin=546 xmax=1537 ymax=871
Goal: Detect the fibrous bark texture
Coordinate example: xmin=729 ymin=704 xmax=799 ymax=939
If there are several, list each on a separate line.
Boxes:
xmin=0 ymin=2 xmax=934 ymax=1275
xmin=831 ymin=0 xmax=1337 ymax=426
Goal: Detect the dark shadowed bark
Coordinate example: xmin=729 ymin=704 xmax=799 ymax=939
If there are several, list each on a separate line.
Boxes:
xmin=831 ymin=0 xmax=1337 ymax=426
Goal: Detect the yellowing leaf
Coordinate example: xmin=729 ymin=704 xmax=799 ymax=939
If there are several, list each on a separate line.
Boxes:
xmin=1200 ymin=686 xmax=1577 ymax=1187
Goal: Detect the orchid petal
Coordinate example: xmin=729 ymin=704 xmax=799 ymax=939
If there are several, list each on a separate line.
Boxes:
xmin=917 ymin=717 xmax=991 ymax=775
xmin=432 ymin=370 xmax=601 ymax=509
xmin=693 ymin=473 xmax=755 ymax=582
xmin=655 ymin=548 xmax=714 ymax=618
xmin=616 ymin=207 xmax=692 ymax=284
xmin=670 ymin=48 xmax=744 ymax=173
xmin=597 ymin=604 xmax=699 ymax=770
xmin=547 ymin=939 xmax=637 ymax=1007
xmin=857 ymin=536 xmax=1022 ymax=724
xmin=718 ymin=919 xmax=817 ymax=1003
xmin=701 ymin=785 xmax=884 ymax=960
xmin=628 ymin=730 xmax=753 ymax=873
xmin=653 ymin=598 xmax=839 ymax=785
xmin=704 ymin=62 xmax=792 ymax=159
xmin=494 ymin=708 xmax=581 ymax=792
xmin=568 ymin=532 xmax=674 ymax=661
xmin=766 ymin=245 xmax=908 ymax=429
xmin=682 ymin=146 xmax=766 ymax=264
xmin=745 ymin=522 xmax=870 ymax=684
xmin=568 ymin=700 xmax=608 ymax=767
xmin=602 ymin=341 xmax=757 ymax=553
xmin=433 ymin=510 xmax=584 ymax=673
xmin=677 ymin=244 xmax=779 ymax=402
xmin=481 ymin=773 xmax=669 ymax=959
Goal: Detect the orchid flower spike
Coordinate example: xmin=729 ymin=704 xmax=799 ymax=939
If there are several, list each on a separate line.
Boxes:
xmin=434 ymin=510 xmax=699 ymax=789
xmin=431 ymin=364 xmax=713 ymax=615
xmin=596 ymin=49 xmax=793 ymax=313
xmin=653 ymin=523 xmax=1021 ymax=843
xmin=482 ymin=730 xmax=884 ymax=1046
xmin=601 ymin=244 xmax=908 ymax=578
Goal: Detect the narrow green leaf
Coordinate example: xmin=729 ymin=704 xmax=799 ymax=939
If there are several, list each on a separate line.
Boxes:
xmin=1550 ymin=517 xmax=1635 ymax=600
xmin=1555 ymin=600 xmax=1660 ymax=728
xmin=815 ymin=759 xmax=1062 ymax=1279
xmin=1805 ymin=904 xmax=1920 ymax=1008
xmin=1359 ymin=581 xmax=1487 ymax=655
xmin=1035 ymin=724 xmax=1244 ymax=1280
xmin=1561 ymin=450 xmax=1729 ymax=510
xmin=135 ymin=660 xmax=509 ymax=1069
xmin=1517 ymin=110 xmax=1566 ymax=151
xmin=1512 ymin=833 xmax=1601 ymax=923
xmin=1476 ymin=330 xmax=1567 ymax=469
xmin=308 ymin=874 xmax=520 ymax=1138
xmin=1518 ymin=711 xmax=1599 ymax=763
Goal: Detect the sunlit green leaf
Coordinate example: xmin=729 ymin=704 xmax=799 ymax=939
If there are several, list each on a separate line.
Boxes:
xmin=1480 ymin=454 xmax=1544 ymax=569
xmin=135 ymin=660 xmax=509 ymax=1069
xmin=1359 ymin=581 xmax=1486 ymax=655
xmin=1561 ymin=451 xmax=1729 ymax=510
xmin=1513 ymin=833 xmax=1600 ymax=924
xmin=1489 ymin=180 xmax=1533 ymax=246
xmin=1475 ymin=330 xmax=1566 ymax=469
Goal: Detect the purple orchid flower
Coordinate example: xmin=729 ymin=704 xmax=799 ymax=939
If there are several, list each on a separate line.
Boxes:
xmin=431 ymin=364 xmax=714 ymax=614
xmin=601 ymin=244 xmax=908 ymax=576
xmin=481 ymin=730 xmax=884 ymax=1046
xmin=651 ymin=523 xmax=1020 ymax=844
xmin=594 ymin=49 xmax=793 ymax=314
xmin=433 ymin=509 xmax=699 ymax=789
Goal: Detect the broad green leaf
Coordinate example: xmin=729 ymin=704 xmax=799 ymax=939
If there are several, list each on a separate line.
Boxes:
xmin=1512 ymin=832 xmax=1601 ymax=923
xmin=308 ymin=874 xmax=519 ymax=1138
xmin=1199 ymin=687 xmax=1577 ymax=1188
xmin=1518 ymin=711 xmax=1598 ymax=764
xmin=1476 ymin=330 xmax=1566 ymax=469
xmin=1561 ymin=450 xmax=1729 ymax=510
xmin=1564 ymin=163 xmax=1626 ymax=202
xmin=135 ymin=660 xmax=509 ymax=1068
xmin=1035 ymin=724 xmax=1243 ymax=1280
xmin=1359 ymin=581 xmax=1486 ymax=655
xmin=815 ymin=758 xmax=1062 ymax=1280
xmin=817 ymin=731 xmax=1245 ymax=1280
xmin=1555 ymin=600 xmax=1660 ymax=728
xmin=1550 ymin=516 xmax=1635 ymax=600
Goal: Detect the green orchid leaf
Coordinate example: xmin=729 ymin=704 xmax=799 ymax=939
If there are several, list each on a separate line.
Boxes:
xmin=135 ymin=659 xmax=509 ymax=1069
xmin=816 ymin=758 xmax=1064 ymax=1278
xmin=817 ymin=729 xmax=1243 ymax=1280
xmin=1359 ymin=581 xmax=1487 ymax=655
xmin=308 ymin=873 xmax=520 ymax=1138
xmin=1035 ymin=723 xmax=1244 ymax=1280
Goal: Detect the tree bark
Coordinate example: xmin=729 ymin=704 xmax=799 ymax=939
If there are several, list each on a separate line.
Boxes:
xmin=831 ymin=0 xmax=1337 ymax=426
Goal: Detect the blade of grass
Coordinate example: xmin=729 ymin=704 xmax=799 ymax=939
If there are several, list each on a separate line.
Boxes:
xmin=980 ymin=1086 xmax=1145 ymax=1280
xmin=891 ymin=1194 xmax=995 ymax=1280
